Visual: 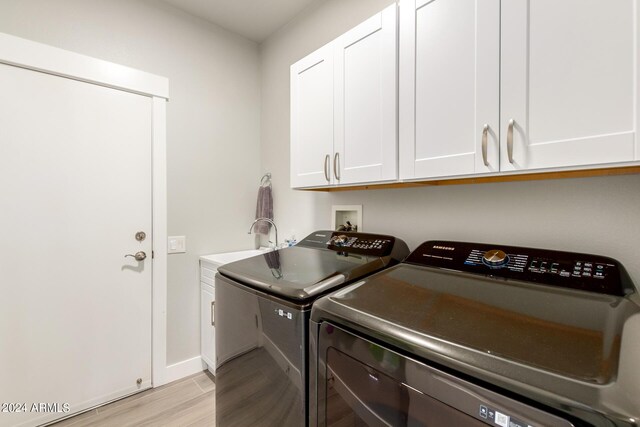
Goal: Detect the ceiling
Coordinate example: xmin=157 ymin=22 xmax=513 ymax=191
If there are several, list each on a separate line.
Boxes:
xmin=162 ymin=0 xmax=321 ymax=42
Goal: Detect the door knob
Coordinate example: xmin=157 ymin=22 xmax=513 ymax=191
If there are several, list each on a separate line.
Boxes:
xmin=125 ymin=251 xmax=147 ymax=261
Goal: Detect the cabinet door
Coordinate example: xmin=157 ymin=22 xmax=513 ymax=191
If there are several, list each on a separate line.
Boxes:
xmin=500 ymin=0 xmax=637 ymax=171
xmin=201 ymin=285 xmax=216 ymax=372
xmin=334 ymin=4 xmax=398 ymax=185
xmin=399 ymin=0 xmax=500 ymax=179
xmin=290 ymin=44 xmax=334 ymax=188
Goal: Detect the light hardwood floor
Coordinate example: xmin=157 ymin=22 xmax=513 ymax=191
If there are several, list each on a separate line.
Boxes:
xmin=51 ymin=371 xmax=215 ymax=427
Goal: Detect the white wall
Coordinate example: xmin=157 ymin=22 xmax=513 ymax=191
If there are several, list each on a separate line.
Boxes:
xmin=260 ymin=0 xmax=640 ymax=285
xmin=0 ymin=0 xmax=262 ymax=365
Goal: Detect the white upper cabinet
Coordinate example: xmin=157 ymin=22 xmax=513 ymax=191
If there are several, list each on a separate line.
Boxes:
xmin=400 ymin=0 xmax=500 ymax=179
xmin=294 ymin=1 xmax=640 ymax=189
xmin=501 ymin=0 xmax=637 ymax=171
xmin=334 ymin=5 xmax=398 ymax=185
xmin=290 ymin=4 xmax=398 ymax=188
xmin=290 ymin=44 xmax=334 ymax=188
xmin=401 ymin=0 xmax=638 ymax=181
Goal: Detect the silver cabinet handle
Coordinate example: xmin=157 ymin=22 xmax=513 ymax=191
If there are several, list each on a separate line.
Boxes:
xmin=324 ymin=154 xmax=330 ymax=182
xmin=333 ymin=153 xmax=340 ymax=180
xmin=507 ymin=119 xmax=515 ymax=164
xmin=125 ymin=251 xmax=146 ymax=261
xmin=211 ymin=301 xmax=215 ymax=326
xmin=481 ymin=124 xmax=489 ymax=167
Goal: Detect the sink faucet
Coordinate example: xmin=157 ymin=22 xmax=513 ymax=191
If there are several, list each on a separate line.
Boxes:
xmin=248 ymin=218 xmax=279 ymax=248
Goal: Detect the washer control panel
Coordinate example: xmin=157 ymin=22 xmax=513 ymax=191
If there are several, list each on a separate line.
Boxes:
xmin=327 ymin=232 xmax=395 ymax=257
xmin=405 ymin=240 xmax=629 ymax=296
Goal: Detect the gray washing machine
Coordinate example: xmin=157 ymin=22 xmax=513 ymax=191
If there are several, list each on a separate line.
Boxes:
xmin=215 ymin=230 xmax=409 ymax=426
xmin=310 ymin=240 xmax=640 ymax=426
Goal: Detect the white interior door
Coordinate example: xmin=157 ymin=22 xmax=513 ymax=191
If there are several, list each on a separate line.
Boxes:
xmin=334 ymin=4 xmax=398 ymax=185
xmin=0 ymin=62 xmax=153 ymax=427
xmin=500 ymin=0 xmax=637 ymax=171
xmin=399 ymin=0 xmax=500 ymax=179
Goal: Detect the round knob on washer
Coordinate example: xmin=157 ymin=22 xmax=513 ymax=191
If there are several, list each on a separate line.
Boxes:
xmin=483 ymin=249 xmax=508 ymax=267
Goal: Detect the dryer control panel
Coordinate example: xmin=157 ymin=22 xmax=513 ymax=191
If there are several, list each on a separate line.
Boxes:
xmin=405 ymin=240 xmax=632 ymax=296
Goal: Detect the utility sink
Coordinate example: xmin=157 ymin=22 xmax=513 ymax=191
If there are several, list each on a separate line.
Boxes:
xmin=200 ymin=247 xmax=273 ymax=269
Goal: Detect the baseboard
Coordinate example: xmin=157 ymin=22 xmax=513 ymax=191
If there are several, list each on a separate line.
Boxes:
xmin=163 ymin=356 xmax=206 ymax=385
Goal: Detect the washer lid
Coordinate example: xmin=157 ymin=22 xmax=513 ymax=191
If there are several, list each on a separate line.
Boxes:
xmin=218 ymin=246 xmax=387 ymax=301
xmin=313 ymin=263 xmax=640 ymax=385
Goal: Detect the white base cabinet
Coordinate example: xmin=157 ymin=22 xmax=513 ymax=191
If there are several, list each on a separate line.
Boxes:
xmin=200 ymin=285 xmax=215 ymax=373
xmin=199 ymin=258 xmax=218 ymax=374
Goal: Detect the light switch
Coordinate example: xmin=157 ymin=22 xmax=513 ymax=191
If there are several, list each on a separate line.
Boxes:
xmin=168 ymin=236 xmax=186 ymax=254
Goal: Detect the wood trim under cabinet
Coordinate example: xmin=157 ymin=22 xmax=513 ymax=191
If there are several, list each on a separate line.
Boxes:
xmin=301 ymin=165 xmax=640 ymax=192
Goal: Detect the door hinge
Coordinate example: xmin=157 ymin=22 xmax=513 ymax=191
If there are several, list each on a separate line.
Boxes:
xmin=152 ymin=250 xmax=155 ymax=259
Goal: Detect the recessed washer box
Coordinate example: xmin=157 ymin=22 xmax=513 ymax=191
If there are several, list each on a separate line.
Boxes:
xmin=331 ymin=204 xmax=362 ymax=232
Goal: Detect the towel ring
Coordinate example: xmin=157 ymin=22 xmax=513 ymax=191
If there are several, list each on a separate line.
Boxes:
xmin=260 ymin=173 xmax=272 ymax=187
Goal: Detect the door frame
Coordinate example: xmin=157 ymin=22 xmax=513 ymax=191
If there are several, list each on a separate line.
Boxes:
xmin=0 ymin=32 xmax=170 ymax=386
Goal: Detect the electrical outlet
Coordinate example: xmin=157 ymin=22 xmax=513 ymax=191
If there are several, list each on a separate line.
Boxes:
xmin=168 ymin=236 xmax=186 ymax=254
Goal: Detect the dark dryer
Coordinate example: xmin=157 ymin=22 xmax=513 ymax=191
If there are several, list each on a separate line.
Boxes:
xmin=215 ymin=230 xmax=409 ymax=426
xmin=310 ymin=241 xmax=640 ymax=426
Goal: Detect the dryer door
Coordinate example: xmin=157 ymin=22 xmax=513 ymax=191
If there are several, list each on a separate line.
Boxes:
xmin=325 ymin=347 xmax=487 ymax=426
xmin=315 ymin=322 xmax=574 ymax=427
